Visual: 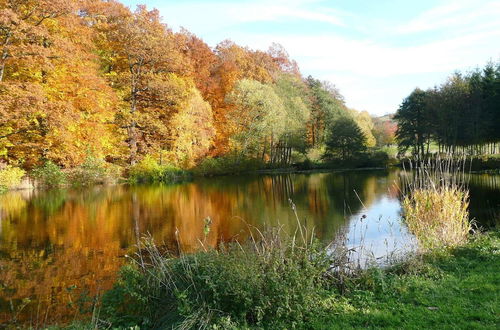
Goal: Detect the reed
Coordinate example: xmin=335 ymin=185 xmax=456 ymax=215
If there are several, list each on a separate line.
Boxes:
xmin=401 ymin=156 xmax=472 ymax=249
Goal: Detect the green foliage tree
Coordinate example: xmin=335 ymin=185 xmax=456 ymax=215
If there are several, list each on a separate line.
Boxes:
xmin=394 ymin=88 xmax=432 ymax=157
xmin=272 ymin=74 xmax=311 ymax=163
xmin=324 ymin=117 xmax=367 ymax=160
xmin=350 ymin=109 xmax=376 ymax=147
xmin=395 ymin=62 xmax=500 ymax=156
xmin=306 ymin=76 xmax=345 ymax=146
xmin=226 ymin=79 xmax=286 ymax=157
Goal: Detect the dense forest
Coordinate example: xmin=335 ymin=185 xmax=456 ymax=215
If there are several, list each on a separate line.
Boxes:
xmin=395 ymin=62 xmax=500 ymax=157
xmin=0 ymin=0 xmax=395 ymax=172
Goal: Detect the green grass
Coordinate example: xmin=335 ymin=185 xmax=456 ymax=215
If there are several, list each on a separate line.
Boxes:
xmin=51 ymin=232 xmax=499 ymax=329
xmin=313 ymin=232 xmax=500 ymax=329
xmin=95 ymin=228 xmax=333 ymax=329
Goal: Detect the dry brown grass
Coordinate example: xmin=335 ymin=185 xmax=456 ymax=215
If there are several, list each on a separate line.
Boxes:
xmin=402 ymin=187 xmax=470 ymax=249
xmin=401 ymin=156 xmax=472 ymax=250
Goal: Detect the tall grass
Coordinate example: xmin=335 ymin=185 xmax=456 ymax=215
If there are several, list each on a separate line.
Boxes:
xmin=401 ymin=156 xmax=472 ymax=249
xmin=98 ymin=218 xmax=340 ymax=329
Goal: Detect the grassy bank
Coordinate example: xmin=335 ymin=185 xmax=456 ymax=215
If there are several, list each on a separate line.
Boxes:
xmin=313 ymin=231 xmax=500 ymax=329
xmin=3 ymin=152 xmax=500 ymax=192
xmin=54 ymin=231 xmax=499 ymax=329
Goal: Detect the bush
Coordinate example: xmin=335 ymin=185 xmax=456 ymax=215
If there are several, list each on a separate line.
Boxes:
xmin=353 ymin=150 xmax=390 ymax=168
xmin=31 ymin=161 xmax=66 ymax=188
xmin=0 ymin=165 xmax=25 ymax=192
xmin=67 ymin=156 xmax=121 ymax=187
xmin=193 ymin=154 xmax=265 ymax=176
xmin=100 ymin=230 xmax=333 ymax=329
xmin=296 ymin=150 xmax=389 ymax=170
xmin=128 ymin=156 xmax=190 ymax=184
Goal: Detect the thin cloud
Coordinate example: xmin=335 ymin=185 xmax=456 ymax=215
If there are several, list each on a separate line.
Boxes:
xmin=121 ymin=0 xmax=500 ymax=115
xmin=395 ymin=0 xmax=500 ymax=34
xmin=150 ymin=0 xmax=344 ymax=31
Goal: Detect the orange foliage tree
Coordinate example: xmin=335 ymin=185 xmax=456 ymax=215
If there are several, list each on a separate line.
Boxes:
xmin=1 ymin=0 xmax=354 ymax=169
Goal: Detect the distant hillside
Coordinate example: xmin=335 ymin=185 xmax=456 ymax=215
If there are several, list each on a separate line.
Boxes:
xmin=375 ymin=114 xmax=395 ymax=123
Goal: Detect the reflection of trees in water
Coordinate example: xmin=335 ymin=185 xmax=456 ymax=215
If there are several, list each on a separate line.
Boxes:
xmin=468 ymin=174 xmax=500 ymax=227
xmin=0 ymin=187 xmax=130 ymax=325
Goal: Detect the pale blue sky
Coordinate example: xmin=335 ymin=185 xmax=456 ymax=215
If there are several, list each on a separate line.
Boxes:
xmin=120 ymin=0 xmax=500 ymax=115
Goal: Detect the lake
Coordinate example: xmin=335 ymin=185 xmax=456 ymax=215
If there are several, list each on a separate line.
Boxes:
xmin=0 ymin=169 xmax=499 ymax=326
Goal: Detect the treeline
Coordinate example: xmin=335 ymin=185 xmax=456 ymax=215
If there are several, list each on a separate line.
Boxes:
xmin=395 ymin=62 xmax=500 ymax=157
xmin=0 ymin=0 xmax=390 ymax=172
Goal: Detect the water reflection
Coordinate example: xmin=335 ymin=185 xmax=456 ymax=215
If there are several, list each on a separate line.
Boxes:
xmin=0 ymin=169 xmax=498 ymax=325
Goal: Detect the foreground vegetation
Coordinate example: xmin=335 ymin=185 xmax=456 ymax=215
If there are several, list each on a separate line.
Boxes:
xmin=400 ymin=158 xmax=472 ymax=250
xmin=315 ymin=231 xmax=500 ymax=329
xmin=55 ymin=230 xmax=499 ymax=329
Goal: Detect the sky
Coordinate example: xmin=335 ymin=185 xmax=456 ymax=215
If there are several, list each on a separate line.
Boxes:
xmin=120 ymin=0 xmax=500 ymax=116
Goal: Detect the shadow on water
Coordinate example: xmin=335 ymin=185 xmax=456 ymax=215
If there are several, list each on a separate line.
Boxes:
xmin=0 ymin=169 xmax=498 ymax=325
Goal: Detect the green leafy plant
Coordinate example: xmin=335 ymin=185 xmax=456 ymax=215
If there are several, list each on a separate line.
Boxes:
xmin=100 ymin=227 xmax=333 ymax=329
xmin=31 ymin=161 xmax=67 ymax=188
xmin=68 ymin=156 xmax=121 ymax=187
xmin=128 ymin=156 xmax=190 ymax=184
xmin=193 ymin=154 xmax=265 ymax=177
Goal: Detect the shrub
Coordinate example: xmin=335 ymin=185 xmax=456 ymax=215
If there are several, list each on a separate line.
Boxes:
xmin=0 ymin=165 xmax=25 ymax=192
xmin=31 ymin=161 xmax=67 ymax=188
xmin=401 ymin=158 xmax=472 ymax=249
xmin=354 ymin=150 xmax=389 ymax=168
xmin=67 ymin=156 xmax=121 ymax=187
xmin=297 ymin=150 xmax=389 ymax=170
xmin=306 ymin=146 xmax=325 ymax=163
xmin=128 ymin=156 xmax=190 ymax=184
xmin=193 ymin=154 xmax=264 ymax=176
xmin=100 ymin=229 xmax=333 ymax=329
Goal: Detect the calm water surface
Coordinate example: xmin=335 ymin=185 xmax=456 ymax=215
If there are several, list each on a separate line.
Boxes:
xmin=0 ymin=169 xmax=499 ymax=325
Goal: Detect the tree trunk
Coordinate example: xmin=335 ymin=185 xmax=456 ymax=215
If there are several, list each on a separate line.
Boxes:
xmin=0 ymin=33 xmax=12 ymax=82
xmin=128 ymin=64 xmax=141 ymax=165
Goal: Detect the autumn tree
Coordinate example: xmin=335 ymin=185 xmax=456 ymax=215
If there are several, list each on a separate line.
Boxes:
xmin=372 ymin=115 xmax=396 ymax=147
xmin=155 ymin=75 xmax=215 ymax=167
xmin=176 ymin=29 xmax=218 ymax=100
xmin=0 ymin=0 xmax=74 ymax=82
xmin=267 ymin=43 xmax=300 ymax=76
xmin=92 ymin=4 xmax=188 ymax=164
xmin=1 ymin=0 xmax=371 ymax=170
xmin=1 ymin=0 xmax=121 ymax=167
